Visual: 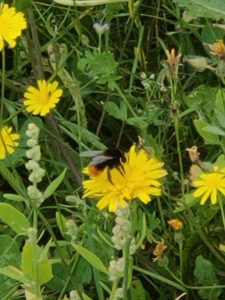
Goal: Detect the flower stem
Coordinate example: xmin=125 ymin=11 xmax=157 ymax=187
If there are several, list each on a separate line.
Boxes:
xmin=122 ymin=236 xmax=131 ymax=300
xmin=1 ymin=48 xmax=6 ymax=124
xmin=108 ymin=280 xmax=119 ymax=300
xmin=219 ymin=196 xmax=225 ymax=231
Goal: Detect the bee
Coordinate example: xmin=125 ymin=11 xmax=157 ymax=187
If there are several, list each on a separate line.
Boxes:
xmin=80 ymin=148 xmax=126 ymax=177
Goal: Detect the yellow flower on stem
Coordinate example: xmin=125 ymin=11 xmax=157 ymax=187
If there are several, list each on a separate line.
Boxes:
xmin=0 ymin=126 xmax=20 ymax=159
xmin=193 ymin=167 xmax=225 ymax=205
xmin=0 ymin=4 xmax=27 ymax=51
xmin=83 ymin=145 xmax=167 ymax=212
xmin=24 ymin=80 xmax=63 ymax=116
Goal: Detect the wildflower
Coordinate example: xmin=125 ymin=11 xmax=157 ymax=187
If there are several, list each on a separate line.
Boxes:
xmin=168 ymin=219 xmax=183 ymax=231
xmin=153 ymin=239 xmax=167 ymax=262
xmin=83 ymin=145 xmax=167 ymax=212
xmin=0 ymin=4 xmax=27 ymax=51
xmin=0 ymin=126 xmax=20 ymax=159
xmin=93 ymin=22 xmax=110 ymax=35
xmin=165 ymin=48 xmax=182 ymax=77
xmin=207 ymin=39 xmax=225 ymax=59
xmin=193 ymin=166 xmax=225 ymax=205
xmin=24 ymin=80 xmax=63 ymax=116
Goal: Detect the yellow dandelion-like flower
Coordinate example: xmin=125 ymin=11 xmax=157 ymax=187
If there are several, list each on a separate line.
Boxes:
xmin=0 ymin=126 xmax=20 ymax=159
xmin=23 ymin=80 xmax=63 ymax=116
xmin=0 ymin=4 xmax=27 ymax=51
xmin=193 ymin=167 xmax=225 ymax=205
xmin=83 ymin=145 xmax=167 ymax=212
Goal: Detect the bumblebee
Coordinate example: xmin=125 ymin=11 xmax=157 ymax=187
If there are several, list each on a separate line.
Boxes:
xmin=80 ymin=148 xmax=126 ymax=176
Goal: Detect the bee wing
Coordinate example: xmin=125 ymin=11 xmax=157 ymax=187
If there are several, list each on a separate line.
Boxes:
xmin=80 ymin=150 xmax=104 ymax=157
xmin=91 ymin=155 xmax=114 ymax=165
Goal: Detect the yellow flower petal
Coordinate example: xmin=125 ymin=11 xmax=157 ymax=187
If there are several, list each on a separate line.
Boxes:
xmin=0 ymin=126 xmax=20 ymax=159
xmin=0 ymin=4 xmax=27 ymax=51
xmin=193 ymin=168 xmax=225 ymax=205
xmin=24 ymin=80 xmax=63 ymax=116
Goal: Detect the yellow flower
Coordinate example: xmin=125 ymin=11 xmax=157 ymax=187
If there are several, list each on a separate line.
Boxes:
xmin=83 ymin=145 xmax=167 ymax=212
xmin=208 ymin=39 xmax=225 ymax=59
xmin=193 ymin=167 xmax=225 ymax=205
xmin=0 ymin=4 xmax=27 ymax=51
xmin=24 ymin=80 xmax=63 ymax=116
xmin=168 ymin=219 xmax=183 ymax=231
xmin=0 ymin=126 xmax=20 ymax=159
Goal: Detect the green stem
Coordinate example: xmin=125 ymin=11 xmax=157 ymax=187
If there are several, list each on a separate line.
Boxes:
xmin=174 ymin=114 xmax=185 ymax=200
xmin=1 ymin=48 xmax=5 ymax=124
xmin=108 ymin=280 xmax=119 ymax=300
xmin=122 ymin=236 xmax=131 ymax=300
xmin=219 ymin=196 xmax=225 ymax=231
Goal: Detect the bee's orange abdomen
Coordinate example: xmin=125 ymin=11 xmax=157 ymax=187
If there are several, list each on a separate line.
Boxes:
xmin=88 ymin=164 xmax=102 ymax=176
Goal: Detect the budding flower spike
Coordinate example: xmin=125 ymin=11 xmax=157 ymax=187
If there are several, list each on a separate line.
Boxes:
xmin=82 ymin=144 xmax=167 ymax=212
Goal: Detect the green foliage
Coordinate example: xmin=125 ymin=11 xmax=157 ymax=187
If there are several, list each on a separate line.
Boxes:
xmin=0 ymin=203 xmax=30 ymax=234
xmin=78 ymin=51 xmax=120 ymax=89
xmin=194 ymin=255 xmax=222 ymax=299
xmin=176 ymin=0 xmax=225 ymax=20
xmin=22 ymin=241 xmax=53 ymax=286
xmin=0 ymin=236 xmax=21 ymax=299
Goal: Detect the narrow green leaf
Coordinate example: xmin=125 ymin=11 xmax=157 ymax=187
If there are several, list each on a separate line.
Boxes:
xmin=0 ymin=266 xmax=29 ymax=284
xmin=3 ymin=194 xmax=24 ymax=202
xmin=53 ymin=0 xmax=128 ymax=7
xmin=44 ymin=168 xmax=67 ymax=199
xmin=72 ymin=243 xmax=108 ymax=275
xmin=203 ymin=125 xmax=225 ymax=136
xmin=0 ymin=203 xmax=29 ymax=234
xmin=82 ymin=293 xmax=92 ymax=300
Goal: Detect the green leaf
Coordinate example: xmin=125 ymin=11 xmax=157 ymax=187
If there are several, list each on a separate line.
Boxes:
xmin=104 ymin=101 xmax=127 ymax=121
xmin=3 ymin=194 xmax=24 ymax=202
xmin=44 ymin=168 xmax=67 ymax=199
xmin=194 ymin=119 xmax=221 ymax=145
xmin=126 ymin=117 xmax=147 ymax=129
xmin=215 ymin=90 xmax=225 ymax=129
xmin=176 ymin=0 xmax=225 ymax=20
xmin=131 ymin=279 xmax=146 ymax=300
xmin=72 ymin=243 xmax=108 ymax=275
xmin=0 ymin=235 xmax=21 ymax=298
xmin=0 ymin=203 xmax=29 ymax=234
xmin=82 ymin=293 xmax=93 ymax=300
xmin=174 ymin=194 xmax=199 ymax=212
xmin=53 ymin=0 xmax=128 ymax=7
xmin=78 ymin=51 xmax=119 ymax=88
xmin=203 ymin=125 xmax=225 ymax=136
xmin=194 ymin=255 xmax=222 ymax=299
xmin=22 ymin=241 xmax=52 ymax=286
xmin=0 ymin=266 xmax=29 ymax=284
